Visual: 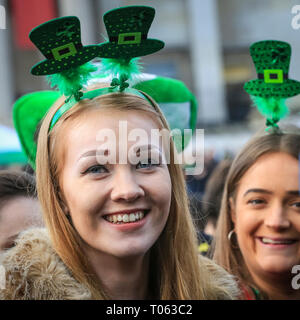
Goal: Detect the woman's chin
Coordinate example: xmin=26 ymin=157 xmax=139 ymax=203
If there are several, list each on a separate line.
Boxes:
xmin=259 ymin=258 xmax=297 ymax=275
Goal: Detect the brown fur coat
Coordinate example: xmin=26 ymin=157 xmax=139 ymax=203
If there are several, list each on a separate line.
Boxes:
xmin=0 ymin=228 xmax=240 ymax=300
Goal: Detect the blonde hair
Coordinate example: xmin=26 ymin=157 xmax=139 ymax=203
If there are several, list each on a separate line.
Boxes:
xmin=213 ymin=132 xmax=300 ymax=295
xmin=36 ymin=86 xmax=236 ymax=299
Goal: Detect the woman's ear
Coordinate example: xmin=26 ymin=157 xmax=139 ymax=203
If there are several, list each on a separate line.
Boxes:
xmin=229 ymin=197 xmax=236 ymax=224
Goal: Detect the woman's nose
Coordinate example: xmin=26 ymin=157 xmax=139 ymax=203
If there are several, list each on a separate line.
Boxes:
xmin=265 ymin=205 xmax=290 ymax=230
xmin=110 ymin=168 xmax=145 ymax=202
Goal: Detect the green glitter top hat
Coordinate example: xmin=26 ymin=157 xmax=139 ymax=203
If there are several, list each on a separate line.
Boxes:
xmin=98 ymin=6 xmax=164 ymax=59
xmin=29 ymin=16 xmax=102 ymax=76
xmin=244 ymin=40 xmax=300 ymax=98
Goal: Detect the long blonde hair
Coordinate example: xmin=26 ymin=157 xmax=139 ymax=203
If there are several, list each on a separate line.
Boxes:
xmin=213 ymin=132 xmax=300 ymax=294
xmin=36 ymin=86 xmax=234 ymax=299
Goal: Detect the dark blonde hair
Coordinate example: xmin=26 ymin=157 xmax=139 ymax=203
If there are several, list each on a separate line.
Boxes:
xmin=213 ymin=132 xmax=300 ymax=292
xmin=35 ymin=87 xmax=235 ymax=299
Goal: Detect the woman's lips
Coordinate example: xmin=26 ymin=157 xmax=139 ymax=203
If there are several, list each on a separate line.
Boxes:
xmin=257 ymin=236 xmax=298 ymax=248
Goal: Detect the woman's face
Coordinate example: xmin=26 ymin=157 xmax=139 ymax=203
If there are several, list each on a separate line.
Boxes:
xmin=0 ymin=197 xmax=42 ymax=251
xmin=231 ymin=152 xmax=300 ymax=279
xmin=60 ymin=108 xmax=172 ymax=258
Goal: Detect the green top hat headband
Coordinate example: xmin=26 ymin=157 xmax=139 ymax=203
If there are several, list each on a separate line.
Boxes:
xmin=29 ymin=6 xmax=164 ymax=130
xmin=14 ymin=6 xmax=200 ymax=168
xmin=244 ymin=40 xmax=300 ymax=131
xmin=13 ymin=75 xmax=198 ymax=169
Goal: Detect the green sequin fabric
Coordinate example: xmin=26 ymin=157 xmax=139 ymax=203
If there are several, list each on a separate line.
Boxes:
xmin=30 ymin=16 xmax=102 ymax=75
xmin=98 ymin=6 xmax=164 ymax=59
xmin=244 ymin=40 xmax=300 ymax=98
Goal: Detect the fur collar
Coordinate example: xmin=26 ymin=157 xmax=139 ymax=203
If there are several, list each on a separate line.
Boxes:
xmin=0 ymin=228 xmax=240 ymax=300
xmin=0 ymin=228 xmax=91 ymax=300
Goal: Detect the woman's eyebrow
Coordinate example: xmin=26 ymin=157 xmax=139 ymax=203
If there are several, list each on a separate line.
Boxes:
xmin=78 ymin=149 xmax=108 ymax=161
xmin=243 ymin=188 xmax=273 ymax=197
xmin=286 ymin=190 xmax=300 ymax=196
xmin=135 ymin=144 xmax=162 ymax=155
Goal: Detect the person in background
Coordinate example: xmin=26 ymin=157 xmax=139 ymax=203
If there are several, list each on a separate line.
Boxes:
xmin=213 ymin=133 xmax=300 ymax=299
xmin=202 ymin=158 xmax=233 ymax=237
xmin=0 ymin=171 xmax=43 ymax=251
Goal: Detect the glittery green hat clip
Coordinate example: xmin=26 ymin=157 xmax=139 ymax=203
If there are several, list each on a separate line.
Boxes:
xmin=99 ymin=6 xmax=164 ymax=59
xmin=244 ymin=40 xmax=300 ymax=131
xmin=29 ymin=16 xmax=101 ymax=76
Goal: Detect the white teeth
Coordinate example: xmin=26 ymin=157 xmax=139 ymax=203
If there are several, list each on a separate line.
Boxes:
xmin=105 ymin=211 xmax=147 ymax=224
xmin=262 ymin=237 xmax=295 ymax=244
xmin=129 ymin=213 xmax=136 ymax=222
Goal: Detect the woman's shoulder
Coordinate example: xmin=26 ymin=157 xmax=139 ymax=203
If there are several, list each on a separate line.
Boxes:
xmin=200 ymin=255 xmax=241 ymax=300
xmin=0 ymin=228 xmax=91 ymax=300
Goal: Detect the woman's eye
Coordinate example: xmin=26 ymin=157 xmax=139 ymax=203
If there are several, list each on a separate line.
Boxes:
xmin=136 ymin=159 xmax=160 ymax=169
xmin=248 ymin=199 xmax=266 ymax=206
xmin=83 ymin=165 xmax=108 ymax=175
xmin=291 ymin=201 xmax=300 ymax=209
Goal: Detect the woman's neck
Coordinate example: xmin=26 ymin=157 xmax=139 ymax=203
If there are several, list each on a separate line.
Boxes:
xmin=84 ymin=246 xmax=150 ymax=300
xmin=250 ymin=271 xmax=300 ymax=300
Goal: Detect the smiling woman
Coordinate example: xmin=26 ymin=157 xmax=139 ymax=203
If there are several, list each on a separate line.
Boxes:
xmin=0 ymin=5 xmax=240 ymax=300
xmin=0 ymin=88 xmax=239 ymax=300
xmin=213 ymin=133 xmax=300 ymax=300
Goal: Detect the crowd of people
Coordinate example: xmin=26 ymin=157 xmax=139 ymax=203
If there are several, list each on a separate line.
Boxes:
xmin=0 ymin=5 xmax=299 ymax=300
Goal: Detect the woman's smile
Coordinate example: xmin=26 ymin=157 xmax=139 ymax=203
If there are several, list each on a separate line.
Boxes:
xmin=256 ymin=236 xmax=298 ymax=249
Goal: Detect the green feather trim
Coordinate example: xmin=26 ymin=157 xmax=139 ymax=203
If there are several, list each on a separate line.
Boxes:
xmin=100 ymin=58 xmax=143 ymax=80
xmin=251 ymin=96 xmax=289 ymax=122
xmin=47 ymin=62 xmax=97 ymax=99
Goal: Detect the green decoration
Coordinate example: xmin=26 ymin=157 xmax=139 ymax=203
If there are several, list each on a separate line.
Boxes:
xmin=244 ymin=40 xmax=300 ymax=130
xmin=250 ymin=96 xmax=289 ymax=130
xmin=46 ymin=5 xmax=164 ymax=125
xmin=97 ymin=6 xmax=164 ymax=59
xmin=13 ymin=91 xmax=61 ymax=168
xmin=244 ymin=40 xmax=300 ymax=98
xmin=0 ymin=151 xmax=27 ymax=166
xmin=100 ymin=58 xmax=142 ymax=92
xmin=29 ymin=16 xmax=101 ymax=76
xmin=47 ymin=62 xmax=97 ymax=100
xmin=17 ymin=6 xmax=196 ymax=168
xmin=133 ymin=76 xmax=198 ymax=152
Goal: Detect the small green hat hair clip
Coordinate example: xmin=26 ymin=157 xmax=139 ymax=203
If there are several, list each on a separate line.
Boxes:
xmin=29 ymin=16 xmax=101 ymax=101
xmin=244 ymin=40 xmax=300 ymax=131
xmin=97 ymin=6 xmax=164 ymax=91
